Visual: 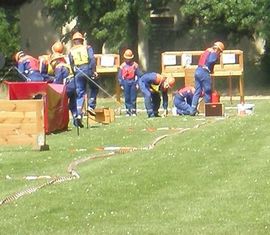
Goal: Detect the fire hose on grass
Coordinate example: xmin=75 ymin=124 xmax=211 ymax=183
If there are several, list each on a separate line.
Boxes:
xmin=0 ymin=117 xmax=220 ymax=206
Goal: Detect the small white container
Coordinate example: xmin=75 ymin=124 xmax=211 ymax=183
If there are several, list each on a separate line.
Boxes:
xmin=237 ymin=103 xmax=255 ymax=115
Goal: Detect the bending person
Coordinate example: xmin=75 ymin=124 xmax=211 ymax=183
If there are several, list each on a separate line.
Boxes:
xmin=139 ymin=72 xmax=175 ymax=118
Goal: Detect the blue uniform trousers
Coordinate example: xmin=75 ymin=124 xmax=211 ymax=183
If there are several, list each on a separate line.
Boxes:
xmin=66 ymin=79 xmax=78 ymax=118
xmin=191 ymin=67 xmax=211 ymax=110
xmin=88 ymin=78 xmax=99 ymax=109
xmin=174 ymin=93 xmax=193 ymax=115
xmin=122 ymin=79 xmax=137 ymax=114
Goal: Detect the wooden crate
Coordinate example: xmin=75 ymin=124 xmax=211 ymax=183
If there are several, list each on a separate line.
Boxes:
xmin=205 ymin=103 xmax=224 ymax=117
xmin=88 ymin=108 xmax=115 ymax=125
xmin=0 ymin=100 xmax=49 ymax=150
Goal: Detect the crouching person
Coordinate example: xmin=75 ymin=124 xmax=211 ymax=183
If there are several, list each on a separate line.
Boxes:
xmin=15 ymin=51 xmax=44 ymax=81
xmin=173 ymin=86 xmax=195 ymax=115
xmin=50 ymin=53 xmax=83 ymax=128
xmin=139 ymin=72 xmax=175 ymax=118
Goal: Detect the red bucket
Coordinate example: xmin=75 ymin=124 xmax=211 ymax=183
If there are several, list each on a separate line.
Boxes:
xmin=211 ymin=90 xmax=220 ymax=103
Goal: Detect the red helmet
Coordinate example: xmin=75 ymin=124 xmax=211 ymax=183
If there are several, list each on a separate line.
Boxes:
xmin=52 ymin=41 xmax=64 ymax=53
xmin=214 ymin=41 xmax=225 ymax=52
xmin=72 ymin=32 xmax=84 ymax=41
xmin=123 ymin=49 xmax=134 ymax=59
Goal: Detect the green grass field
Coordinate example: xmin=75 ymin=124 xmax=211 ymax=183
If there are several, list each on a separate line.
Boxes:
xmin=1 ymin=97 xmax=270 ymax=235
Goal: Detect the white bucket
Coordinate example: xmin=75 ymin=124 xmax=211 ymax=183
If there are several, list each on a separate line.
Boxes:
xmin=237 ymin=103 xmax=255 ymax=115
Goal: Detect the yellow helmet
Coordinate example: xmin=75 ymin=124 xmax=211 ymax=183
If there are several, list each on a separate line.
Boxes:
xmin=50 ymin=53 xmax=65 ymax=64
xmin=123 ymin=49 xmax=134 ymax=59
xmin=52 ymin=41 xmax=64 ymax=53
xmin=15 ymin=51 xmax=25 ymax=62
xmin=72 ymin=32 xmax=84 ymax=41
xmin=214 ymin=41 xmax=225 ymax=52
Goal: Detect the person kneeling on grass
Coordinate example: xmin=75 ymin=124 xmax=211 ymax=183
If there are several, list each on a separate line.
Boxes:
xmin=173 ymin=86 xmax=195 ymax=115
xmin=139 ymin=72 xmax=175 ymax=118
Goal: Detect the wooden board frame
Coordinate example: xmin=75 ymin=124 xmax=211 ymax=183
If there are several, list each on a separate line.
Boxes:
xmin=161 ymin=50 xmax=244 ymax=103
xmin=0 ymin=100 xmax=49 ymax=150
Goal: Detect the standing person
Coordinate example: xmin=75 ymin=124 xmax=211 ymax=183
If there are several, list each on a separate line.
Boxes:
xmin=15 ymin=51 xmax=44 ymax=81
xmin=50 ymin=53 xmax=82 ymax=127
xmin=173 ymin=86 xmax=195 ymax=115
xmin=190 ymin=41 xmax=224 ymax=116
xmin=118 ymin=49 xmax=143 ymax=116
xmin=139 ymin=72 xmax=175 ymax=118
xmin=68 ymin=31 xmax=97 ymax=123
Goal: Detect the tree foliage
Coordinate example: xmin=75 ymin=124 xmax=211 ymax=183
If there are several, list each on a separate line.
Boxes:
xmin=0 ymin=7 xmax=21 ymax=59
xmin=42 ymin=0 xmax=170 ymax=53
xmin=180 ymin=0 xmax=270 ymax=45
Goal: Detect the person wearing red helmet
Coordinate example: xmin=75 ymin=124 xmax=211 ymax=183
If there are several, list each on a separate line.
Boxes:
xmin=118 ymin=49 xmax=143 ymax=116
xmin=15 ymin=51 xmax=44 ymax=81
xmin=68 ymin=31 xmax=97 ymax=125
xmin=139 ymin=72 xmax=175 ymax=118
xmin=51 ymin=41 xmax=65 ymax=54
xmin=190 ymin=41 xmax=224 ymax=116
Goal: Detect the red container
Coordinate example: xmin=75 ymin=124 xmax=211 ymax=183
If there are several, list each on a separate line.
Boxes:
xmin=211 ymin=90 xmax=220 ymax=103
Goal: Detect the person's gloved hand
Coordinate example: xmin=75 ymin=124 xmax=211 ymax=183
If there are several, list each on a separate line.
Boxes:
xmin=161 ymin=109 xmax=168 ymax=118
xmin=92 ymin=72 xmax=98 ymax=79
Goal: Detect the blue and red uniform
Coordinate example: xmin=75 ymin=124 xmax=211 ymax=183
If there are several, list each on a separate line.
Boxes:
xmin=174 ymin=86 xmax=195 ymax=115
xmin=52 ymin=62 xmax=79 ymax=126
xmin=68 ymin=44 xmax=97 ymax=116
xmin=17 ymin=55 xmax=44 ymax=81
xmin=118 ymin=61 xmax=143 ymax=115
xmin=38 ymin=54 xmax=54 ymax=81
xmin=139 ymin=72 xmax=168 ymax=117
xmin=191 ymin=47 xmax=220 ymax=113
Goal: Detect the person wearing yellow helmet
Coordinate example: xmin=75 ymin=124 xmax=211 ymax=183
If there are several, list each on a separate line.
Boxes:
xmin=50 ymin=53 xmax=82 ymax=128
xmin=190 ymin=41 xmax=225 ymax=116
xmin=138 ymin=72 xmax=175 ymax=118
xmin=118 ymin=49 xmax=143 ymax=116
xmin=68 ymin=31 xmax=98 ymax=121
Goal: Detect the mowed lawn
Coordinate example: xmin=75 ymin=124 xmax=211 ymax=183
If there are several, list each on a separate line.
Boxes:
xmin=0 ymin=98 xmax=270 ymax=235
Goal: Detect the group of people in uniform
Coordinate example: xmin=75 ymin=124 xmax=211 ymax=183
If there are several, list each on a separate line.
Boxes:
xmin=117 ymin=40 xmax=224 ymax=117
xmin=14 ymin=32 xmax=225 ymax=127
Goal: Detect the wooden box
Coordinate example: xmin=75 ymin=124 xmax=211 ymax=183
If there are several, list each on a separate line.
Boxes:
xmin=205 ymin=103 xmax=224 ymax=117
xmin=88 ymin=108 xmax=115 ymax=124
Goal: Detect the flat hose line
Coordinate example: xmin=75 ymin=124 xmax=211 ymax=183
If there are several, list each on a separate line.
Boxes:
xmin=0 ymin=119 xmax=222 ymax=206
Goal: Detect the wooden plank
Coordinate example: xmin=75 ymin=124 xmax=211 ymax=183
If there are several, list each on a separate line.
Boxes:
xmin=0 ymin=99 xmax=47 ymax=150
xmin=96 ymin=67 xmax=118 ymax=73
xmin=0 ymin=134 xmax=36 ymax=146
xmin=0 ymin=100 xmax=43 ymax=112
xmin=0 ymin=124 xmax=40 ymax=135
